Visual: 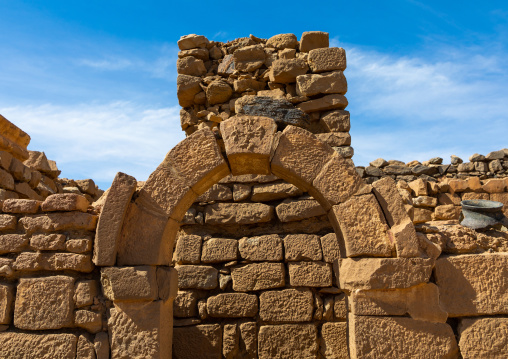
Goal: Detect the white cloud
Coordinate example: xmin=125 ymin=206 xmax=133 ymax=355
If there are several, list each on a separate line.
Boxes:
xmin=78 ymin=58 xmax=134 ymax=70
xmin=0 ymin=102 xmax=185 ymax=189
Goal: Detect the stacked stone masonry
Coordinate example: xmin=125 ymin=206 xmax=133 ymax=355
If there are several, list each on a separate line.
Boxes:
xmin=0 ymin=31 xmax=507 ymax=359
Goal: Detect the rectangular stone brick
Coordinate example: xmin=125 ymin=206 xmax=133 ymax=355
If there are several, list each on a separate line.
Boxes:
xmin=0 ymin=234 xmax=28 ymax=254
xmin=320 ymin=322 xmax=348 ymax=359
xmin=258 ymin=324 xmax=317 ymax=359
xmin=0 ymin=284 xmax=13 ymax=324
xmin=173 ymin=324 xmax=222 ymax=359
xmin=19 ymin=212 xmax=98 ymax=235
xmin=0 ymin=167 xmax=15 ymax=191
xmin=1 ymin=198 xmax=40 ymax=213
xmin=101 ymin=266 xmax=158 ymax=302
xmin=14 ymin=276 xmax=74 ymax=330
xmin=288 ymin=261 xmax=332 ymax=287
xmin=66 ymin=238 xmax=92 ymax=253
xmin=320 ymin=233 xmax=341 ymax=263
xmin=204 ymin=203 xmax=274 ymax=225
xmin=0 ymin=333 xmax=77 ymax=359
xmin=0 ymin=214 xmax=16 ymax=231
xmin=173 ymin=234 xmax=202 ymax=264
xmin=207 ymin=293 xmax=258 ymax=318
xmin=458 ymin=317 xmax=508 ymax=359
xmin=173 ymin=290 xmax=200 ymax=318
xmin=284 ymin=234 xmax=322 ymax=261
xmin=259 ymin=288 xmax=313 ymax=322
xmin=276 ymin=198 xmax=326 ymax=222
xmin=307 ymin=47 xmax=346 ymax=73
xmin=41 ymin=193 xmax=89 ymax=212
xmin=239 ymin=234 xmax=283 ymax=262
xmin=201 ymin=237 xmax=238 ymax=263
xmin=30 ymin=233 xmax=66 ymax=251
xmin=251 ymin=182 xmax=303 ymax=202
xmin=74 ymin=280 xmax=98 ymax=308
xmin=176 ymin=265 xmax=218 ymax=290
xmin=231 ymin=263 xmax=285 ymax=292
xmin=435 ymin=253 xmax=508 ymax=316
xmin=297 ymin=94 xmax=348 ymax=113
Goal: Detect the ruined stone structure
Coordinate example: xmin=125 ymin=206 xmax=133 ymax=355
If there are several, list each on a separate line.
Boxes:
xmin=0 ymin=31 xmax=507 ymax=358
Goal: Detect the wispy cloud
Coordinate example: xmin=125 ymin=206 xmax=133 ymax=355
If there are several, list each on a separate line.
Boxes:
xmin=0 ymin=102 xmax=185 ymax=189
xmin=78 ymin=58 xmax=134 ymax=71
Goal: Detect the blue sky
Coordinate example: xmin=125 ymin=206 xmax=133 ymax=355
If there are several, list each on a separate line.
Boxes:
xmin=1 ymin=1 xmax=507 ymax=190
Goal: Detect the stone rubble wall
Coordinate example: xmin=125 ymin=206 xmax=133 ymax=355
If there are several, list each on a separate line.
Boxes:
xmin=0 ymin=114 xmax=103 ymax=204
xmin=358 ymin=149 xmax=508 ymax=184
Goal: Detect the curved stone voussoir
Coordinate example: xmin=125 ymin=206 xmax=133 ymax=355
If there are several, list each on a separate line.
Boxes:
xmin=164 ymin=128 xmax=231 ymax=196
xmin=221 ymin=115 xmax=277 ymax=176
xmin=271 ymin=125 xmax=334 ymax=192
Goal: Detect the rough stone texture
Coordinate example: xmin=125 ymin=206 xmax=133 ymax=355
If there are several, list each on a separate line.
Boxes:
xmin=176 ymin=56 xmax=206 ymax=77
xmin=197 ymin=184 xmax=233 ymax=202
xmin=349 ymin=315 xmax=458 ymax=358
xmin=221 ymin=116 xmax=277 ymax=175
xmin=0 ymin=234 xmax=28 ymax=254
xmin=65 ymin=238 xmax=91 ymax=253
xmin=174 ymin=234 xmax=202 ymax=264
xmin=223 ymin=324 xmax=239 ymax=359
xmin=177 ymin=34 xmax=209 ymax=50
xmin=389 ymin=220 xmax=421 ymax=258
xmin=333 ymin=194 xmax=393 ymax=257
xmin=231 ymin=262 xmax=285 ymax=292
xmin=2 ymin=198 xmax=40 ymax=213
xmin=173 ymin=324 xmax=222 ymax=359
xmin=258 ymin=324 xmax=318 ymax=359
xmin=458 ymin=317 xmax=508 ymax=359
xmin=75 ymin=280 xmax=98 ymax=308
xmin=339 ymin=257 xmax=434 ymax=290
xmin=320 ymin=322 xmax=348 ymax=359
xmin=101 ymin=266 xmax=158 ymax=302
xmin=259 ymin=288 xmax=313 ymax=322
xmin=93 ymin=172 xmax=137 ymax=266
xmin=233 ymin=44 xmax=266 ymax=72
xmin=297 ymin=94 xmax=348 ymax=113
xmin=14 ymin=276 xmax=74 ymax=330
xmin=205 ymin=203 xmax=273 ymax=224
xmin=297 ymin=71 xmax=347 ymax=96
xmin=288 ymin=261 xmax=332 ymax=287
xmin=30 ymin=233 xmax=65 ymax=251
xmin=271 ymin=125 xmax=334 ymax=190
xmin=0 ymin=284 xmax=13 ymax=324
xmin=176 ymin=265 xmax=218 ymax=290
xmin=276 ymin=198 xmax=326 ymax=222
xmin=266 ymin=33 xmax=298 ymax=50
xmin=300 ymin=31 xmax=329 ymax=52
xmin=41 ymin=193 xmax=89 ymax=212
xmin=320 ymin=233 xmax=341 ymax=263
xmin=207 ymin=293 xmax=258 ymax=318
xmin=239 ymin=322 xmax=257 ymax=358
xmin=270 ymin=58 xmax=309 ymax=83
xmin=238 ymin=234 xmax=283 ymax=262
xmin=283 ymin=234 xmax=322 ymax=261
xmin=76 ymin=335 xmax=96 ymax=359
xmin=173 ymin=290 xmax=199 ymax=317
xmin=0 ymin=214 xmax=16 ymax=231
xmin=177 ymin=74 xmax=202 ymax=108
xmin=74 ymin=309 xmax=102 ymax=333
xmin=109 ymin=300 xmax=172 ymax=359
xmin=234 ymin=96 xmax=309 ymax=130
xmin=201 ymin=237 xmax=238 ymax=263
xmin=94 ymin=332 xmax=109 ymax=359
xmin=435 ymin=253 xmax=508 ymax=316
xmin=307 ymin=47 xmax=346 ymax=73
xmin=206 ymin=81 xmax=233 ymax=105
xmin=372 ymin=177 xmax=411 ymax=226
xmin=0 ymin=333 xmax=77 ymax=359
xmin=19 ymin=212 xmax=97 ymax=234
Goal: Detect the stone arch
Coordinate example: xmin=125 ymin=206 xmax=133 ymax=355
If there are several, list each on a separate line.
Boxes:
xmin=97 ymin=115 xmax=432 ymax=358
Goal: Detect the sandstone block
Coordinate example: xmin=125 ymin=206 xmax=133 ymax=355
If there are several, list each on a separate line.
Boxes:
xmin=300 ymin=31 xmax=329 ymax=52
xmin=233 ymin=44 xmax=266 ymax=72
xmin=435 ymin=253 xmax=508 ymax=316
xmin=389 ymin=220 xmax=421 ymax=258
xmin=174 ymin=234 xmax=202 ymax=264
xmin=288 ymin=261 xmax=332 ymax=287
xmin=41 ymin=193 xmax=89 ymax=212
xmin=207 ymin=293 xmax=258 ymax=318
xmin=269 ymin=58 xmax=309 ymax=83
xmin=312 ymin=153 xmax=360 ymax=208
xmin=296 ymin=71 xmax=347 ymax=97
xmin=320 ymin=110 xmax=350 ymax=132
xmin=297 ymin=94 xmax=348 ymax=113
xmin=178 ymin=34 xmax=209 ymax=50
xmin=483 ymin=178 xmax=506 ymax=193
xmin=0 ymin=150 xmax=12 ymax=170
xmin=0 ymin=214 xmax=16 ymax=230
xmin=233 ymin=78 xmax=265 ymax=92
xmin=438 ymin=192 xmax=461 ymax=205
xmin=176 ymin=56 xmax=206 ymax=76
xmin=372 ymin=177 xmax=410 ymax=226
xmin=320 ymin=233 xmax=341 ymax=263
xmin=66 ymin=238 xmax=92 ymax=253
xmin=30 ymin=233 xmax=66 ymax=250
xmin=223 ymin=324 xmax=239 ymax=359
xmin=19 ymin=212 xmax=97 ymax=234
xmin=205 ymin=202 xmax=273 ymax=224
xmin=434 ymin=204 xmax=458 ymax=220
xmin=259 ymin=288 xmax=313 ymax=322
xmin=0 ymin=188 xmax=18 ymax=201
xmin=251 ymin=182 xmax=303 ymax=202
xmin=315 ymin=132 xmax=351 ymax=147
xmin=206 ymin=80 xmax=233 ymax=105
xmin=308 ymin=47 xmax=346 ymax=73
xmin=177 ymin=74 xmax=202 ymax=107
xmin=271 ymin=125 xmax=335 ymax=190
xmin=101 ymin=266 xmax=158 ymax=302
xmin=15 ymin=181 xmax=42 ymax=200
xmin=42 ymin=252 xmax=94 ymax=272
xmin=491 ymin=192 xmax=508 ymax=216
xmin=0 ymin=333 xmax=77 ymax=359
xmin=176 ymin=265 xmax=218 ymax=290
xmin=1 ymin=198 xmax=40 ymax=213
xmin=196 ymin=184 xmax=233 ymax=202
xmin=283 ymin=234 xmax=322 ymax=261
xmin=109 ymin=300 xmax=172 ymax=359
xmin=233 ymin=183 xmax=251 ymax=201
xmin=339 ymin=257 xmax=434 ymax=290
xmin=320 ymin=322 xmax=348 ymax=359
xmin=74 ymin=280 xmax=98 ymax=308
xmin=458 ymin=317 xmax=508 ymax=359
xmin=231 ymin=262 xmax=285 ymax=292
xmin=173 ymin=324 xmax=222 ymax=359
xmin=238 ymin=234 xmax=283 ymax=261
xmin=201 ymin=237 xmax=238 ymax=263
xmin=76 ymin=335 xmax=95 ymax=359
xmin=266 ymin=33 xmax=298 ymax=49
xmin=349 ymin=315 xmax=458 ymax=358
xmin=0 ymin=133 xmax=29 ymax=161
xmin=174 ymin=290 xmax=199 ymax=317
xmin=276 ymin=197 xmax=326 ymax=222
xmin=413 ymin=207 xmax=433 ymax=224
xmin=0 ymin=284 xmax=13 ymax=324
xmin=14 ymin=276 xmax=74 ymax=330
xmin=74 ymin=309 xmax=102 ymax=333
xmin=332 ymin=194 xmax=393 ymax=257
xmin=221 ymin=115 xmax=277 ymax=175
xmin=0 ymin=234 xmax=28 ymax=254
xmin=258 ymin=324 xmax=317 ymax=359
xmin=0 ymin=168 xmax=14 ymax=191
xmin=94 ymin=332 xmax=109 ymax=359
xmin=334 ymin=293 xmax=347 ymax=319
